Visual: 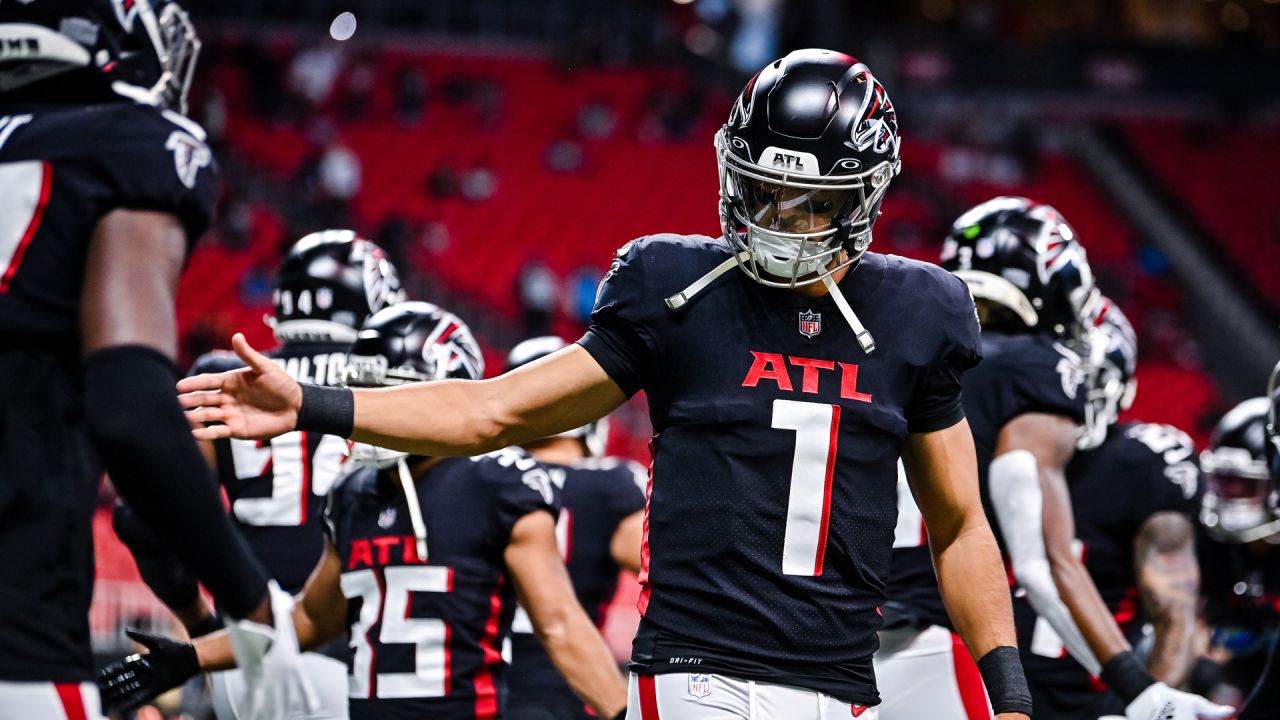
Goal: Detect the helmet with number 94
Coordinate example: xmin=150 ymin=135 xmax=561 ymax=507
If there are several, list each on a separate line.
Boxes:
xmin=0 ymin=0 xmax=201 ymax=114
xmin=269 ymin=229 xmax=404 ymax=345
xmin=941 ymin=196 xmax=1097 ymax=346
xmin=344 ymin=301 xmax=484 ymax=469
xmin=716 ymin=48 xmax=901 ymax=289
xmin=1201 ymin=397 xmax=1279 ymax=544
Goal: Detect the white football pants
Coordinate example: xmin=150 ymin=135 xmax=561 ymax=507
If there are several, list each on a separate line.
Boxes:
xmin=211 ymin=652 xmax=349 ymax=720
xmin=626 ymin=672 xmax=878 ymax=720
xmin=873 ymin=624 xmax=993 ymax=720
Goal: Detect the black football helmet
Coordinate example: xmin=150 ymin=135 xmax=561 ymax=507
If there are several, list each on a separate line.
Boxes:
xmin=941 ymin=196 xmax=1097 ymax=344
xmin=715 ymin=49 xmax=901 ymax=290
xmin=1201 ymin=397 xmax=1279 ymax=544
xmin=505 ymin=336 xmax=607 ymax=457
xmin=344 ymin=301 xmax=484 ymax=470
xmin=0 ymin=0 xmax=200 ymax=113
xmin=269 ymin=230 xmax=404 ymax=345
xmin=1078 ymin=296 xmax=1138 ymax=450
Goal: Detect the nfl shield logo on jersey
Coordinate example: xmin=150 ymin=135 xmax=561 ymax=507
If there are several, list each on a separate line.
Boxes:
xmin=799 ymin=310 xmax=821 ymax=338
xmin=688 ymin=673 xmax=712 ymax=699
xmin=377 ymin=506 xmax=397 ymax=528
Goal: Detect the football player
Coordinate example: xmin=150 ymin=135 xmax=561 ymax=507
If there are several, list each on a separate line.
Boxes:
xmin=1015 ymin=298 xmax=1202 ymax=718
xmin=179 ymin=50 xmax=1036 ymax=719
xmin=1194 ymin=392 xmax=1280 ymax=708
xmin=502 ymin=336 xmax=647 ymax=720
xmin=0 ymin=3 xmax=298 ymax=717
xmin=99 ymin=302 xmax=629 ymax=719
xmin=881 ymin=198 xmax=1229 ymax=720
xmin=1235 ymin=358 xmax=1280 ymax=719
xmin=112 ymin=230 xmax=404 ymax=719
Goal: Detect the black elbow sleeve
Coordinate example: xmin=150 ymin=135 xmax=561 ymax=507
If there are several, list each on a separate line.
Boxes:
xmin=111 ymin=501 xmax=201 ymax=610
xmin=83 ymin=345 xmax=268 ymax=619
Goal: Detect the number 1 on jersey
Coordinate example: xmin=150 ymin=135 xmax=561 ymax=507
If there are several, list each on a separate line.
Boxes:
xmin=773 ymin=399 xmax=841 ymax=576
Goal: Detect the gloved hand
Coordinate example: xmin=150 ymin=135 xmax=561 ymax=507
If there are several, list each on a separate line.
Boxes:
xmin=1124 ymin=682 xmax=1234 ymax=720
xmin=225 ymin=580 xmax=319 ymax=720
xmin=97 ymin=628 xmax=199 ymax=713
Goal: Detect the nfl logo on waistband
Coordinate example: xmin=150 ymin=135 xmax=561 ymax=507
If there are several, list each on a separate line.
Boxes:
xmin=688 ymin=673 xmax=712 ymax=699
xmin=799 ymin=310 xmax=821 ymax=338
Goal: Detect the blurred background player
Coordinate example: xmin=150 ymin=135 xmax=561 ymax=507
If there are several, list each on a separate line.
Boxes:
xmin=502 ymin=336 xmax=646 ymax=720
xmin=99 ymin=301 xmax=628 ymax=720
xmin=112 ymin=229 xmax=404 ymax=719
xmin=1192 ymin=394 xmax=1280 ymax=708
xmin=882 ymin=196 xmax=1228 ymax=720
xmin=0 ymin=2 xmax=304 ymax=716
xmin=1014 ymin=298 xmax=1203 ymax=719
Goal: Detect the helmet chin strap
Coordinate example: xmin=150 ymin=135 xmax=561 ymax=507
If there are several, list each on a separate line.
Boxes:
xmin=821 ymin=273 xmax=875 ymax=353
xmin=396 ymin=457 xmax=429 ymax=562
xmin=663 ymin=248 xmax=875 ymax=353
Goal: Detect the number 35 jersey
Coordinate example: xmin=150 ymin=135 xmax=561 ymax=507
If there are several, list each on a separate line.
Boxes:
xmin=0 ymin=102 xmax=216 ymax=347
xmin=577 ymin=234 xmax=982 ymax=705
xmin=323 ymin=448 xmax=559 ymax=720
xmin=191 ymin=343 xmax=352 ymax=595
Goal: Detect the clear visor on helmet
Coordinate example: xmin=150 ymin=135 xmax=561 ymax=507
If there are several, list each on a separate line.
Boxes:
xmin=737 ymin=178 xmax=855 ymax=237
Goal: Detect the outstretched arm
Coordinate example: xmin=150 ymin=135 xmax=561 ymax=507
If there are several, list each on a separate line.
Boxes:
xmin=506 ymin=511 xmax=627 ymax=719
xmin=180 ymin=335 xmax=628 ymax=457
xmin=902 ymin=419 xmax=1029 ymax=720
xmin=1135 ymin=512 xmax=1199 ymax=686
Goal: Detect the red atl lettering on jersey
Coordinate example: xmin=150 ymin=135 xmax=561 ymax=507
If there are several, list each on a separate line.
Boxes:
xmin=347 ymin=535 xmax=426 ymax=569
xmin=742 ymin=351 xmax=872 ymax=403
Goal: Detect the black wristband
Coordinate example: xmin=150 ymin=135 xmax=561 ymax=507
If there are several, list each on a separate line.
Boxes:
xmin=977 ymin=646 xmax=1033 ymax=716
xmin=296 ymin=384 xmax=354 ymax=437
xmin=1099 ymin=650 xmax=1155 ymax=704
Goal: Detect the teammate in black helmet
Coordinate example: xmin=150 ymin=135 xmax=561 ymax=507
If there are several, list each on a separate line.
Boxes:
xmin=0 ymin=2 xmax=295 ymax=716
xmin=1193 ymin=392 xmax=1280 ymax=709
xmin=1014 ymin=298 xmax=1203 ymax=719
xmin=502 ymin=336 xmax=647 ymax=720
xmin=180 ymin=50 xmax=1029 ymax=719
xmin=101 ymin=302 xmax=628 ymax=720
xmin=884 ymin=196 xmax=1228 ymax=720
xmin=111 ymin=229 xmax=404 ymax=719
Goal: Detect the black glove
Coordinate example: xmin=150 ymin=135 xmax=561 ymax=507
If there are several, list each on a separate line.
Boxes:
xmin=97 ymin=628 xmax=200 ymax=714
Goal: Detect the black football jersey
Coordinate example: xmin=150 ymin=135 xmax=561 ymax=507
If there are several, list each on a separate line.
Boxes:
xmin=577 ymin=234 xmax=982 ymax=704
xmin=192 ymin=342 xmax=351 ymax=595
xmin=1199 ymin=529 xmax=1280 ymax=657
xmin=887 ymin=331 xmax=1087 ymax=629
xmin=506 ymin=457 xmax=648 ymax=712
xmin=0 ymin=102 xmax=217 ymax=346
xmin=1016 ymin=421 xmax=1200 ymax=704
xmin=323 ymin=448 xmax=559 ymax=720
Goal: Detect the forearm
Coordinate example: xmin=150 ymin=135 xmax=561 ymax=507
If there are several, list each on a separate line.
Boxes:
xmin=538 ymin=610 xmax=627 ymax=718
xmin=1048 ymin=557 xmax=1126 ymax=666
xmin=85 ymin=346 xmax=269 ymax=620
xmin=193 ymin=630 xmax=237 ymax=673
xmin=1138 ymin=515 xmax=1200 ymax=686
xmin=349 ymin=380 xmax=508 ymax=457
xmin=934 ymin=521 xmax=1017 ymax=657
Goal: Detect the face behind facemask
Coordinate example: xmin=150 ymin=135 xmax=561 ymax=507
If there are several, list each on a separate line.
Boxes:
xmin=347 ymin=442 xmax=407 ymax=470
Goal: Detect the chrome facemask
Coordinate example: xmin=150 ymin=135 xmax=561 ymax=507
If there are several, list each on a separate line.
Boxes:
xmin=1201 ymin=446 xmax=1280 ymax=544
xmin=111 ymin=1 xmax=201 ymax=114
xmin=715 ymin=128 xmax=897 ymax=289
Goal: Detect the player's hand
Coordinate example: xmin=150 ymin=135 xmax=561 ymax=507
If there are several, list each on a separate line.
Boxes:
xmin=177 ymin=333 xmax=301 ymax=441
xmin=97 ymin=628 xmax=200 ymax=713
xmin=1124 ymin=682 xmax=1234 ymax=720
